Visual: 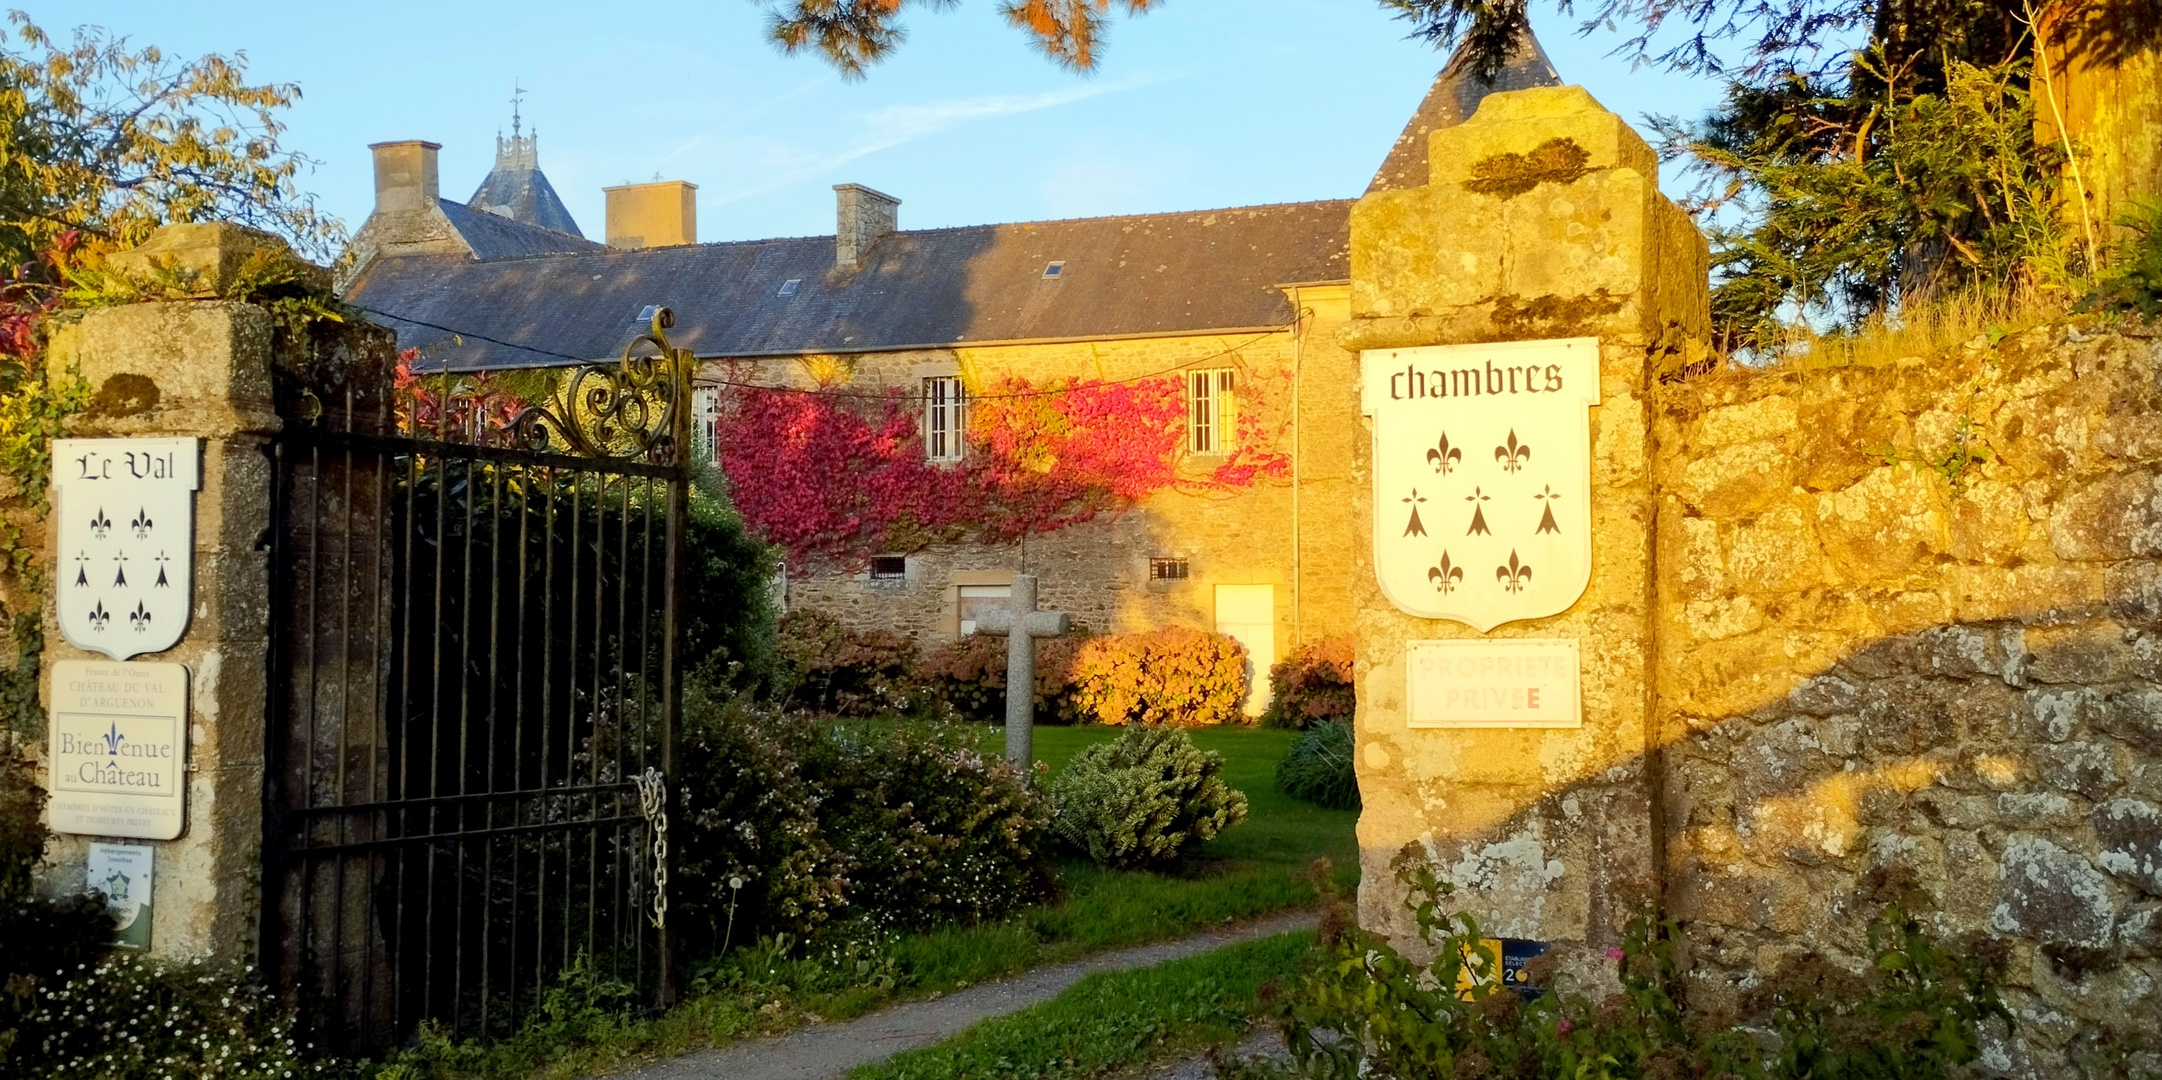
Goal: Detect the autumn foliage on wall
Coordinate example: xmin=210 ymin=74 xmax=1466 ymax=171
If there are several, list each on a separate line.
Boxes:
xmin=712 ymin=368 xmax=1289 ymax=563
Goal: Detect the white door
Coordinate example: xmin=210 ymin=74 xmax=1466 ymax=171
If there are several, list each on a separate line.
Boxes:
xmin=1214 ymin=585 xmax=1276 ymax=717
xmin=957 ymin=584 xmax=1011 ymax=637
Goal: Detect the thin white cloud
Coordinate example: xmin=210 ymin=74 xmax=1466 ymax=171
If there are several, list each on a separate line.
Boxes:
xmin=704 ymin=71 xmax=1177 ymax=206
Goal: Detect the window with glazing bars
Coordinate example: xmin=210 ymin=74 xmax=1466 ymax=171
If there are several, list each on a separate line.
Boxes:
xmin=924 ymin=376 xmax=966 ymax=462
xmin=1187 ymin=368 xmax=1235 ymax=454
xmin=1149 ymin=558 xmax=1189 ymax=581
xmin=692 ymin=384 xmax=721 ymax=463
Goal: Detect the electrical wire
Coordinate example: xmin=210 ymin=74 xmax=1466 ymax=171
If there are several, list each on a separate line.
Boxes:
xmin=352 ymin=302 xmax=1294 ymax=402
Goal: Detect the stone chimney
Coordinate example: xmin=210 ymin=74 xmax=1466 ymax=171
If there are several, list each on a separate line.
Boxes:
xmin=834 ymin=183 xmax=900 ymax=270
xmin=604 ymin=180 xmax=698 ymax=250
xmin=370 ymin=140 xmax=442 ymax=214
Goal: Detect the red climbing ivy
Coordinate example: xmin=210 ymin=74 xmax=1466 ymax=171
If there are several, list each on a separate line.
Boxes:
xmin=713 ymin=371 xmax=1290 ymax=564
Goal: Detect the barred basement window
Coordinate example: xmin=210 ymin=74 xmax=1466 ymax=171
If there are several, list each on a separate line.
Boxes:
xmin=869 ymin=555 xmax=907 ymax=580
xmin=692 ymin=384 xmax=721 ymax=464
xmin=1187 ymin=368 xmax=1235 ymax=454
xmin=924 ymin=376 xmax=966 ymax=462
xmin=1149 ymin=558 xmax=1190 ymax=581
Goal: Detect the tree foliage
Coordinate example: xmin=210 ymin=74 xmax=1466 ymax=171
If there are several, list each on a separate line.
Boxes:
xmin=0 ymin=13 xmax=340 ymax=271
xmin=1662 ymin=53 xmax=2067 ymax=353
xmin=765 ymin=0 xmax=1160 ymax=78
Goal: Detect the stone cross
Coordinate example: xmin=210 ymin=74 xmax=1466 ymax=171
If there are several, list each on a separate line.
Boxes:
xmin=971 ymin=574 xmax=1071 ymax=768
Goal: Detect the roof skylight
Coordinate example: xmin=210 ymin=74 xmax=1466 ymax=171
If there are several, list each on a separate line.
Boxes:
xmin=779 ymin=278 xmax=801 ymax=296
xmin=1043 ymin=261 xmax=1065 ymax=278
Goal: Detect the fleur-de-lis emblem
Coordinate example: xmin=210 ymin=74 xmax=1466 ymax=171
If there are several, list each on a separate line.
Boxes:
xmin=89 ymin=508 xmax=112 ymax=539
xmin=129 ymin=601 xmax=152 ymax=632
xmin=1426 ymin=434 xmax=1462 ymax=476
xmin=1428 ymin=552 xmax=1464 ymax=594
xmin=87 ymin=601 xmax=111 ymax=631
xmin=101 ymin=721 xmax=125 ymax=755
xmin=1496 ymin=550 xmax=1533 ymax=593
xmin=130 ymin=508 xmax=153 ymax=539
xmin=1495 ymin=430 xmax=1531 ymax=473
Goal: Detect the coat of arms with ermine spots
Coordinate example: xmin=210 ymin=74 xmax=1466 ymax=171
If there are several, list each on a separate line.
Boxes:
xmin=1360 ymin=338 xmax=1600 ymax=632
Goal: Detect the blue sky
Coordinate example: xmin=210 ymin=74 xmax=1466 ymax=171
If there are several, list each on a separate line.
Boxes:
xmin=34 ymin=1 xmax=1728 ymax=245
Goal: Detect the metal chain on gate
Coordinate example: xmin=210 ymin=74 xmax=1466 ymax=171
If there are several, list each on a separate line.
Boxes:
xmin=634 ymin=767 xmax=669 ymax=929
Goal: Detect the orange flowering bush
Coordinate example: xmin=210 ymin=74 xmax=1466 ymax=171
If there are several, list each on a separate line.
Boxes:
xmin=1068 ymin=626 xmax=1248 ymax=727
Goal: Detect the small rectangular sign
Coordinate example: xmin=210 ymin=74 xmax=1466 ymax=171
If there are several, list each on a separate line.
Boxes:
xmin=87 ymin=841 xmax=154 ymax=950
xmin=48 ymin=660 xmax=188 ymax=839
xmin=1406 ymin=638 xmax=1580 ymax=728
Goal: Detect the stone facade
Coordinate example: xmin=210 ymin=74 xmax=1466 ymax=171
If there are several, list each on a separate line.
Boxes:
xmin=741 ymin=300 xmax=1367 ymax=669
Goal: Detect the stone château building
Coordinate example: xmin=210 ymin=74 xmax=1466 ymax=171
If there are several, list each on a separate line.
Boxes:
xmin=343 ymin=39 xmax=1563 ymax=710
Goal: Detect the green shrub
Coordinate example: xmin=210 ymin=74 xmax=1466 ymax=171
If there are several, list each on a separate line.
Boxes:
xmin=1047 ymin=725 xmax=1249 ymax=869
xmin=681 ymin=471 xmax=781 ymax=695
xmin=2082 ymin=198 xmax=2162 ymax=319
xmin=673 ymin=688 xmax=1055 ymax=956
xmin=672 ymin=689 xmax=849 ymax=953
xmin=6 ymin=955 xmax=329 ymax=1078
xmin=913 ymin=631 xmax=1089 ymax=726
xmin=1067 ymin=626 xmax=1248 ymax=727
xmin=822 ymin=721 xmax=1055 ymax=927
xmin=1276 ymin=850 xmax=2012 ymax=1080
xmin=771 ymin=609 xmax=922 ymax=716
xmin=1258 ymin=637 xmax=1354 ymax=730
xmin=1273 ymin=720 xmax=1359 ymax=811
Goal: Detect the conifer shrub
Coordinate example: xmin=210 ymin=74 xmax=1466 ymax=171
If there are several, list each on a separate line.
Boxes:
xmin=1047 ymin=724 xmax=1249 ymax=869
xmin=1273 ymin=720 xmax=1359 ymax=811
xmin=1067 ymin=626 xmax=1248 ymax=727
xmin=1258 ymin=637 xmax=1354 ymax=730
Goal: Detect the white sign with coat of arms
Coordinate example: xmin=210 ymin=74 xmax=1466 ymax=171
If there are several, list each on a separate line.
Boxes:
xmin=54 ymin=438 xmax=199 ymax=660
xmin=1361 ymin=338 xmax=1600 ymax=631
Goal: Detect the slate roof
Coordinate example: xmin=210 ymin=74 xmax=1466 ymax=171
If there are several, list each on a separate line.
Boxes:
xmin=468 ymin=164 xmax=587 ymax=238
xmin=1368 ymin=29 xmax=1561 ymax=193
xmin=437 ymin=199 xmax=603 ymax=260
xmin=347 ymin=200 xmax=1352 ymax=370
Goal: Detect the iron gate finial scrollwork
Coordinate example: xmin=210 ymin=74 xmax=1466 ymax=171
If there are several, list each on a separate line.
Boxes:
xmin=510 ymin=307 xmax=694 ymax=463
xmin=634 ymin=767 xmax=669 ymax=930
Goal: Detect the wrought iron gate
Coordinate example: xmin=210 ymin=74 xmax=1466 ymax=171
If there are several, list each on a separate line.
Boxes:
xmin=263 ymin=312 xmax=691 ymax=1053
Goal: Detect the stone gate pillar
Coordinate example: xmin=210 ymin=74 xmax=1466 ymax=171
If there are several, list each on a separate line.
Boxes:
xmin=39 ymin=225 xmax=304 ymax=962
xmin=1341 ymin=86 xmax=1708 ymax=977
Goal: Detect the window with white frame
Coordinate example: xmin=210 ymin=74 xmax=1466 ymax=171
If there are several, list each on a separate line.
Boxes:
xmin=1187 ymin=368 xmax=1235 ymax=455
xmin=924 ymin=376 xmax=966 ymax=462
xmin=691 ymin=384 xmax=722 ymax=464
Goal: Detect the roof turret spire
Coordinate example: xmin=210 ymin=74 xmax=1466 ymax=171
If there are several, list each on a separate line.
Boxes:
xmin=469 ymin=82 xmax=584 ymax=238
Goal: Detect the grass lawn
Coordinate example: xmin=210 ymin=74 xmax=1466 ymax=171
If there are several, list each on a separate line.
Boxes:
xmin=885 ymin=724 xmax=1356 ymax=992
xmin=852 ymin=930 xmax=1314 ymax=1080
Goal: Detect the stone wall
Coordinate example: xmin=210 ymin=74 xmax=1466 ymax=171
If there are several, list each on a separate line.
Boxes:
xmin=1653 ymin=323 xmax=2162 ymax=1072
